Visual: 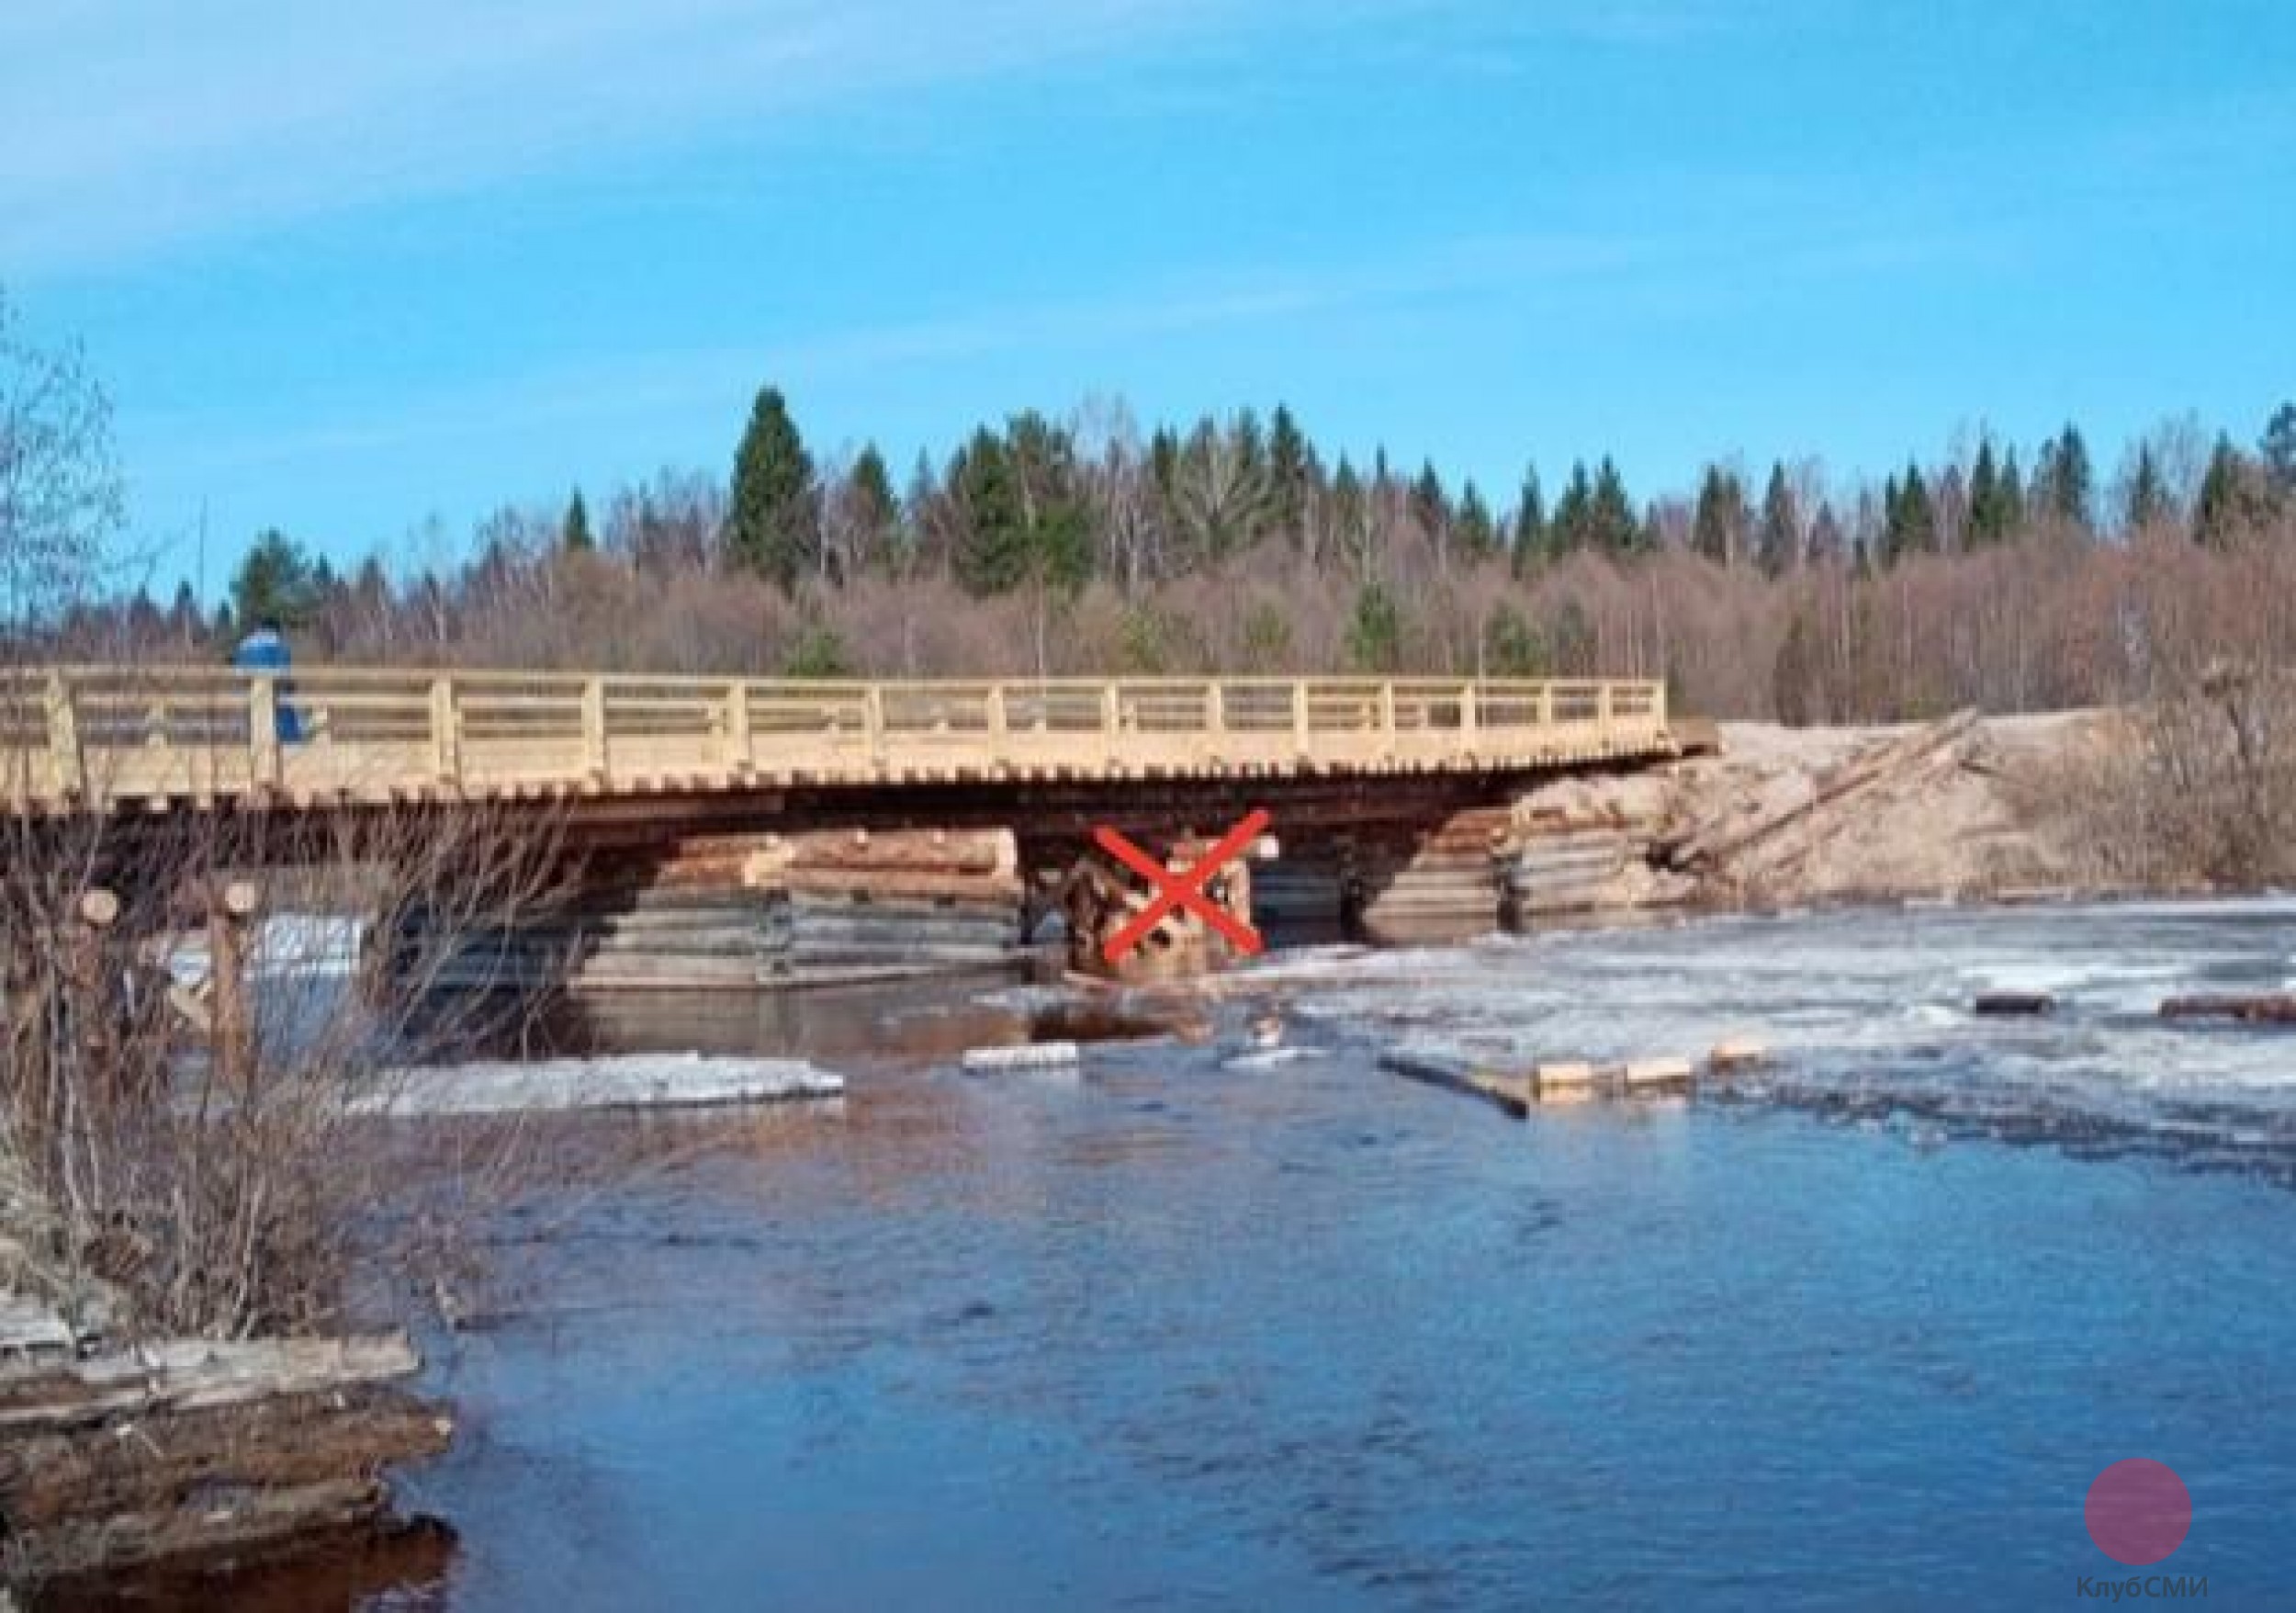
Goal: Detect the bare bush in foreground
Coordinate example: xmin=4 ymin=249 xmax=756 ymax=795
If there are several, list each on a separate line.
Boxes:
xmin=0 ymin=782 xmax=570 ymax=1340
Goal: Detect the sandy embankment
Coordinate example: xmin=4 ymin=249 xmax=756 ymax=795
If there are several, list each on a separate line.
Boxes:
xmin=1513 ymin=709 xmax=2121 ymax=913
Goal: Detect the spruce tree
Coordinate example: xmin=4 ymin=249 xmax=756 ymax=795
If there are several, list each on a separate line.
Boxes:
xmin=1691 ymin=465 xmax=1748 ymax=567
xmin=1480 ymin=603 xmax=1546 ymax=676
xmin=1757 ymin=462 xmax=1798 ymax=576
xmin=1967 ymin=443 xmax=2002 ymax=546
xmin=2122 ymin=444 xmax=2171 ymax=534
xmin=2261 ymin=402 xmax=2296 ymax=493
xmin=1998 ymin=447 xmax=2027 ymax=537
xmin=1808 ymin=502 xmax=1845 ymax=568
xmin=1899 ymin=464 xmax=1939 ymax=556
xmin=2194 ymin=437 xmax=2274 ymax=547
xmin=1345 ymin=581 xmax=1403 ymax=673
xmin=1455 ymin=479 xmax=1499 ymax=559
xmin=1637 ymin=504 xmax=1667 ymax=555
xmin=1550 ymin=461 xmax=1595 ymax=554
xmin=168 ymin=580 xmax=202 ymax=641
xmin=847 ymin=444 xmax=901 ymax=572
xmin=1331 ymin=457 xmax=1373 ymax=581
xmin=1510 ymin=465 xmax=1548 ymax=575
xmin=1590 ymin=457 xmax=1638 ymax=554
xmin=1411 ymin=461 xmax=1451 ymax=566
xmin=951 ymin=429 xmax=1026 ymax=593
xmin=229 ymin=528 xmax=322 ymax=627
xmin=951 ymin=418 xmax=1090 ymax=597
xmin=2045 ymin=423 xmax=2094 ymax=529
xmin=1880 ymin=464 xmax=1941 ymax=566
xmin=1267 ymin=403 xmax=1314 ymax=547
xmin=726 ymin=386 xmax=816 ymax=589
xmin=562 ymin=487 xmax=593 ymax=553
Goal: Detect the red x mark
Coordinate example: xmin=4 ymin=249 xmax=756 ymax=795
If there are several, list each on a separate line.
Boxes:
xmin=1093 ymin=808 xmax=1270 ymax=963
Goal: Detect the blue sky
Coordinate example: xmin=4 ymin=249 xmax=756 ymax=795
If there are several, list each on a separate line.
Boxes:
xmin=5 ymin=0 xmax=2293 ymax=589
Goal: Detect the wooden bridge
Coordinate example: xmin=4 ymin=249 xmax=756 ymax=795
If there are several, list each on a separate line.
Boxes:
xmin=4 ymin=668 xmax=1676 ymax=815
xmin=5 ymin=667 xmax=1693 ymax=984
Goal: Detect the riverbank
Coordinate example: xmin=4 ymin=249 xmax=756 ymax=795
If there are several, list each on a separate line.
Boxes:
xmin=1508 ymin=709 xmax=2125 ymax=919
xmin=1 ymin=1141 xmax=451 ymax=1601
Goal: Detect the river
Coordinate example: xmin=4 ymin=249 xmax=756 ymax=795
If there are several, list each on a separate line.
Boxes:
xmin=87 ymin=898 xmax=2296 ymax=1608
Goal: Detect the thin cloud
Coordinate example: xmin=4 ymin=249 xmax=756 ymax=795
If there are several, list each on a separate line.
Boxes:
xmin=0 ymin=0 xmax=1243 ymax=274
xmin=133 ymin=209 xmax=2007 ymax=485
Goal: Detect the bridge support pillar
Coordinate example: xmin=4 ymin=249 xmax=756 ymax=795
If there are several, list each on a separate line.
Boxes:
xmin=1337 ymin=807 xmax=1506 ymax=944
xmin=1061 ymin=830 xmax=1260 ymax=983
xmin=395 ymin=827 xmax=1027 ymax=997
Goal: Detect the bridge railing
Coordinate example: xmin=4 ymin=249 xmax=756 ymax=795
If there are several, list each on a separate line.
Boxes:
xmin=1 ymin=668 xmax=1671 ymax=810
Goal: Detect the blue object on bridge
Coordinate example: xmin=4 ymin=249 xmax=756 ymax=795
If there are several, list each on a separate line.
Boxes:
xmin=232 ymin=624 xmax=304 ymax=741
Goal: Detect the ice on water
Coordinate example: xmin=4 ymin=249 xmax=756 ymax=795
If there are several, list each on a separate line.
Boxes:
xmin=1253 ymin=897 xmax=2296 ymax=1167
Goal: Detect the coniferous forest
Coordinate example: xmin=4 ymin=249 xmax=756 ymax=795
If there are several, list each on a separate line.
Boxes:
xmin=62 ymin=379 xmax=2296 ymax=723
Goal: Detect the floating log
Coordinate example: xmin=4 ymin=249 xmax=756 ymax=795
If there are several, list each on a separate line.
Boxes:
xmin=1619 ymin=1056 xmax=1694 ymax=1090
xmin=962 ymin=1041 xmax=1081 ymax=1073
xmin=1533 ymin=1061 xmax=1599 ymax=1100
xmin=1974 ymin=991 xmax=2055 ymax=1017
xmin=1707 ymin=1038 xmax=1770 ymax=1071
xmin=2159 ymin=994 xmax=2296 ymax=1024
xmin=1379 ymin=1049 xmax=1528 ymax=1117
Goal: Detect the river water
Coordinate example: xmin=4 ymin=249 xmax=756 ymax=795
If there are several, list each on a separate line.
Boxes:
xmin=96 ymin=899 xmax=2296 ymax=1608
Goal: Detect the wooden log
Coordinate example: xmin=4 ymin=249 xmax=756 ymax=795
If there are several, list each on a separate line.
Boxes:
xmin=1355 ymin=898 xmax=1500 ymax=919
xmin=749 ymin=828 xmax=1018 ymax=876
xmin=566 ymin=930 xmax=781 ymax=959
xmin=1504 ymin=844 xmax=1629 ymax=875
xmin=1707 ymin=1037 xmax=1770 ymax=1071
xmin=557 ymin=886 xmax=774 ymax=916
xmin=1510 ymin=826 xmax=1639 ymax=852
xmin=1974 ymin=991 xmax=2055 ymax=1017
xmin=775 ymin=869 xmax=1024 ymax=902
xmin=0 ymin=1386 xmax=449 ymax=1531
xmin=1618 ymin=1056 xmax=1694 ymax=1089
xmin=1533 ymin=1061 xmax=1597 ymax=1100
xmin=1504 ymin=877 xmax=1628 ymax=904
xmin=2159 ymin=994 xmax=2296 ymax=1024
xmin=0 ymin=1335 xmax=420 ymax=1432
xmin=6 ymin=1477 xmax=396 ymax=1583
xmin=1379 ymin=1049 xmax=1529 ymax=1117
xmin=1505 ymin=879 xmax=1628 ymax=906
xmin=547 ymin=911 xmax=783 ymax=941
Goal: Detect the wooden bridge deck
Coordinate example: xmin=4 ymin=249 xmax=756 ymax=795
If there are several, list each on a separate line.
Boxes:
xmin=3 ymin=669 xmax=1676 ymax=815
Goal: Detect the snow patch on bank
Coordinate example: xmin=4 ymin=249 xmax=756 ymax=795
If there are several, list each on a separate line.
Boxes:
xmin=353 ymin=1053 xmax=845 ymax=1118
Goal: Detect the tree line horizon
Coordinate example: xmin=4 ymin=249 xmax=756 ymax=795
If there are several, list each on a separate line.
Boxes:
xmin=218 ymin=388 xmax=2296 ymax=633
xmin=10 ymin=313 xmax=2293 ymax=723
